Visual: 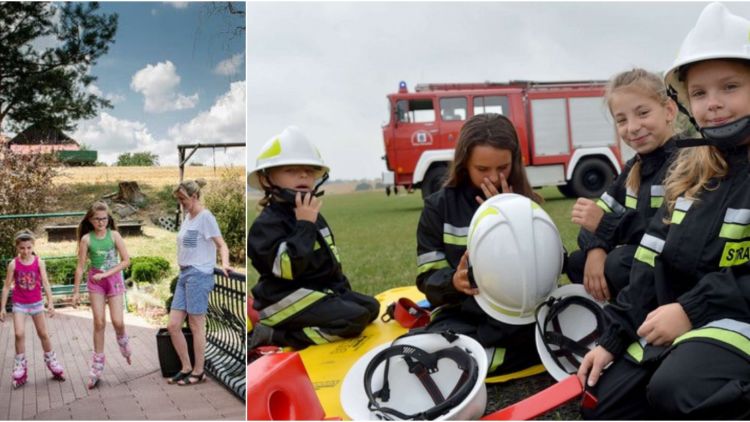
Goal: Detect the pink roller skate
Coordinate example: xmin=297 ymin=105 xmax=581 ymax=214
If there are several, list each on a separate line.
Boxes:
xmin=44 ymin=351 xmax=65 ymax=381
xmin=87 ymin=352 xmax=105 ymax=389
xmin=117 ymin=334 xmax=132 ymax=365
xmin=11 ymin=354 xmax=27 ymax=389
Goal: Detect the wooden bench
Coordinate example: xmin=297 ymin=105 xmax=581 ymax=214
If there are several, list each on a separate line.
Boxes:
xmin=45 ymin=221 xmax=144 ymax=242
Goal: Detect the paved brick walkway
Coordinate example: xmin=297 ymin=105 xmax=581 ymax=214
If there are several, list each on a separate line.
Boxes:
xmin=0 ymin=308 xmax=244 ymax=420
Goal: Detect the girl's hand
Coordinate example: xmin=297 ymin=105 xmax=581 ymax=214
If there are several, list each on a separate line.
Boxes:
xmin=92 ymin=273 xmax=105 ymax=282
xmin=583 ymin=248 xmax=610 ymax=302
xmin=637 ymin=303 xmax=692 ymax=346
xmin=46 ymin=303 xmax=55 ymax=317
xmin=294 ymin=192 xmax=322 ymax=223
xmin=221 ymin=265 xmax=232 ymax=277
xmin=452 ymin=252 xmax=479 ymax=296
xmin=577 ymin=345 xmax=614 ymax=388
xmin=72 ymin=292 xmax=80 ymax=308
xmin=571 ymin=198 xmax=605 ymax=233
xmin=476 ymin=174 xmax=513 ymax=205
xmin=0 ymin=310 xmax=5 ymax=322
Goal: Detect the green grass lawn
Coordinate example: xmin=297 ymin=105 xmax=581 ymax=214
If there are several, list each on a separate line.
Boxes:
xmin=247 ymin=187 xmax=578 ymax=295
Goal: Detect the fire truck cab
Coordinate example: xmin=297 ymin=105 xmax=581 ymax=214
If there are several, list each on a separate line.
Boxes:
xmin=381 ymin=81 xmax=634 ymax=199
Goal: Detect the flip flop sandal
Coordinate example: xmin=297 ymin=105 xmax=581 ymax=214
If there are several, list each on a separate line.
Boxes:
xmin=178 ymin=372 xmax=206 ymax=386
xmin=168 ymin=371 xmax=192 ymax=384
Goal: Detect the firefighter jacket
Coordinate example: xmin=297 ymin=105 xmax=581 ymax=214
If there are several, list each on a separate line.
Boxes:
xmin=416 ymin=184 xmax=484 ymax=307
xmin=578 ymin=137 xmax=679 ymax=253
xmin=598 ymin=145 xmax=750 ymax=361
xmin=249 ymin=200 xmax=349 ymax=310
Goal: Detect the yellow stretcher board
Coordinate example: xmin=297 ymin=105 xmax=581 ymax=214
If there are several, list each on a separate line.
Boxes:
xmin=296 ymin=286 xmax=547 ymax=420
xmin=296 ymin=286 xmax=421 ymax=420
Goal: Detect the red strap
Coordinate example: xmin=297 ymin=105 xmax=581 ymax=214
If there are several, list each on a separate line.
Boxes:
xmin=392 ymin=298 xmax=431 ymax=329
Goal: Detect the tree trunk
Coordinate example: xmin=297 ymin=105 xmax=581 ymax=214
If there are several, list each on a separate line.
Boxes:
xmin=116 ymin=181 xmax=147 ymax=207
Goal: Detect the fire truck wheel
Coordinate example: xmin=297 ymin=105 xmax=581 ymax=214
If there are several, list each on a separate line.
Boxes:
xmin=570 ymin=158 xmax=615 ymax=199
xmin=421 ymin=165 xmax=448 ymax=200
xmin=557 ymin=184 xmax=577 ymax=198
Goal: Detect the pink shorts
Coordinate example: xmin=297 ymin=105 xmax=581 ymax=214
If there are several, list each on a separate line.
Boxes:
xmin=87 ymin=269 xmax=125 ymax=297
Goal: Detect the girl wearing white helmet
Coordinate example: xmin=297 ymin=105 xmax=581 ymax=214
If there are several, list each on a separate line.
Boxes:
xmin=578 ymin=3 xmax=750 ymax=419
xmin=567 ymin=69 xmax=680 ymax=302
xmin=416 ymin=113 xmax=544 ymax=377
xmin=248 ymin=126 xmax=379 ymax=350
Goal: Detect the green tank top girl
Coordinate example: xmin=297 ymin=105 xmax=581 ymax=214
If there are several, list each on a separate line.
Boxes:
xmin=88 ymin=229 xmax=119 ymax=270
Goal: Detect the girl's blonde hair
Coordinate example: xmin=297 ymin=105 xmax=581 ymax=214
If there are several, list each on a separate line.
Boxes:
xmin=663 ymin=146 xmax=727 ymax=220
xmin=174 ymin=178 xmax=207 ymax=199
xmin=77 ymin=201 xmax=118 ymax=242
xmin=605 ymin=68 xmax=675 ymax=194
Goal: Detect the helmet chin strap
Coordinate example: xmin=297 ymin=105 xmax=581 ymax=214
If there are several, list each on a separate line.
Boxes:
xmin=264 ymin=171 xmax=329 ymax=204
xmin=667 ymin=85 xmax=750 ymax=150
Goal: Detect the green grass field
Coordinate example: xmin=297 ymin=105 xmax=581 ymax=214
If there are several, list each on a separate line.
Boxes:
xmin=247 ymin=186 xmax=578 ymax=295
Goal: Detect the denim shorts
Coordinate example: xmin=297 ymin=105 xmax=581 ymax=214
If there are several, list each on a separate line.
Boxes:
xmin=171 ymin=266 xmax=215 ymax=315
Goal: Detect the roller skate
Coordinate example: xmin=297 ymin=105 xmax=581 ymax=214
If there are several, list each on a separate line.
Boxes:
xmin=117 ymin=334 xmax=132 ymax=365
xmin=87 ymin=352 xmax=105 ymax=389
xmin=44 ymin=351 xmax=65 ymax=381
xmin=11 ymin=354 xmax=27 ymax=388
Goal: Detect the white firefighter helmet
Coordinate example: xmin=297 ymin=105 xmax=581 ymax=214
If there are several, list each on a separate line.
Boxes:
xmin=248 ymin=126 xmax=329 ymax=190
xmin=534 ymin=284 xmax=606 ymax=381
xmin=340 ymin=331 xmax=488 ymax=421
xmin=467 ymin=193 xmax=563 ymax=325
xmin=664 ymin=2 xmax=750 ymax=108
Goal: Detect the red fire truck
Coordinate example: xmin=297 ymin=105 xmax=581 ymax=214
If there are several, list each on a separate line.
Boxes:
xmin=381 ymin=81 xmax=634 ymax=199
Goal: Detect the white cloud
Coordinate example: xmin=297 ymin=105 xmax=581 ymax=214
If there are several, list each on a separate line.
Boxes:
xmin=167 ymin=2 xmax=188 ymax=9
xmin=130 ymin=61 xmax=199 ymax=113
xmin=72 ymin=113 xmax=167 ymax=165
xmin=86 ymin=84 xmax=125 ymax=105
xmin=213 ymin=53 xmax=245 ymax=76
xmin=167 ymin=81 xmax=246 ymax=165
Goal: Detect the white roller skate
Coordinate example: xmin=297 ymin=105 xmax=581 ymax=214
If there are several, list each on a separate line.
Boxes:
xmin=44 ymin=351 xmax=65 ymax=381
xmin=11 ymin=354 xmax=27 ymax=389
xmin=87 ymin=352 xmax=105 ymax=389
xmin=117 ymin=334 xmax=132 ymax=365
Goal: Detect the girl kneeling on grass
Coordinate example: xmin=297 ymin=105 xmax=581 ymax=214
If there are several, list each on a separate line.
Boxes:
xmin=73 ymin=201 xmax=132 ymax=389
xmin=247 ymin=126 xmax=379 ymax=350
xmin=416 ymin=113 xmax=544 ymax=377
xmin=1 ymin=229 xmax=65 ymax=388
xmin=566 ymin=68 xmax=680 ymax=302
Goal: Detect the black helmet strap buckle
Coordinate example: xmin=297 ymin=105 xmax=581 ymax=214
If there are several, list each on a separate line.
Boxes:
xmin=535 ymin=295 xmax=606 ymax=375
xmin=262 ymin=170 xmax=330 ymax=204
xmin=363 ymin=332 xmax=478 ymax=420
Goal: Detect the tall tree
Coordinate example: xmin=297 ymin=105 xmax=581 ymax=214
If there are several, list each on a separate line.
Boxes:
xmin=0 ymin=2 xmax=117 ymax=133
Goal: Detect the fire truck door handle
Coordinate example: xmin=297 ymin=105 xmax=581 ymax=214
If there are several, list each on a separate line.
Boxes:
xmin=448 ymin=134 xmax=454 ymax=141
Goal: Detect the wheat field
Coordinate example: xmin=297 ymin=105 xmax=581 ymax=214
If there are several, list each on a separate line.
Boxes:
xmin=54 ymin=165 xmax=244 ymax=187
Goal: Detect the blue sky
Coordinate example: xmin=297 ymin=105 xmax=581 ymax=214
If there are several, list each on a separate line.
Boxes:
xmin=70 ymin=1 xmax=246 ymax=165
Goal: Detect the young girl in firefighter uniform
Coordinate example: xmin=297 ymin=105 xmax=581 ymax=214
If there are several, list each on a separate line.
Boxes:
xmin=566 ymin=69 xmax=681 ymax=302
xmin=248 ymin=126 xmax=379 ymax=350
xmin=416 ymin=113 xmax=544 ymax=376
xmin=577 ymin=3 xmax=750 ymax=419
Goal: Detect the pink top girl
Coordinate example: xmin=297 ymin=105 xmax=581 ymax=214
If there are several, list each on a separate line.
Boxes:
xmin=12 ymin=256 xmax=42 ymax=304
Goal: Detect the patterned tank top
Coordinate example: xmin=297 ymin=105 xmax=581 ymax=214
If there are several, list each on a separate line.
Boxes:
xmin=88 ymin=229 xmax=119 ymax=270
xmin=13 ymin=256 xmax=42 ymax=304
